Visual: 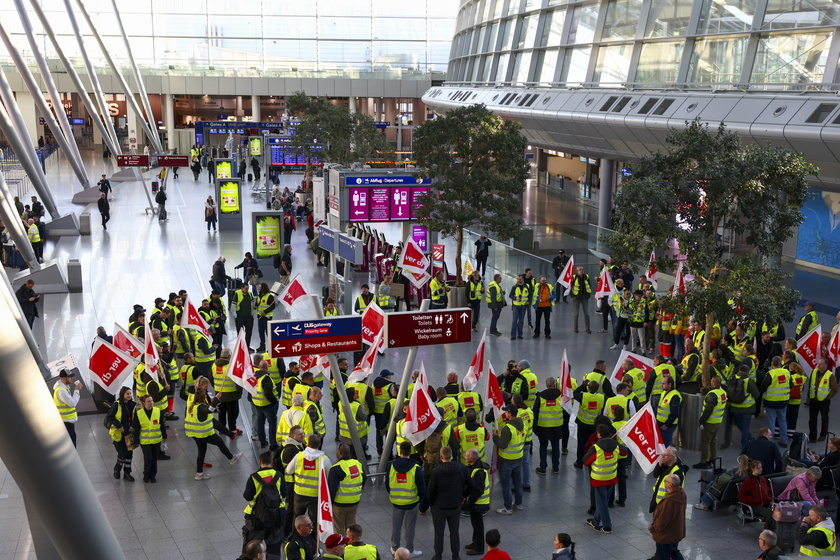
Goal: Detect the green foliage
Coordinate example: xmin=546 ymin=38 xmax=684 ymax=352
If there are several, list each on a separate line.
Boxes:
xmin=606 ymin=119 xmax=817 ymax=384
xmin=413 ymin=104 xmax=530 ymax=284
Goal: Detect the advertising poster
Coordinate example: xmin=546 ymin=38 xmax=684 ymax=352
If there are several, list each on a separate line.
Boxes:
xmin=249 ymin=136 xmax=262 ymax=157
xmin=219 ymin=181 xmax=241 ymax=214
xmin=215 ymin=160 xmax=233 ymax=179
xmin=797 ymin=189 xmax=840 ymax=268
xmin=255 ymin=215 xmax=281 ymax=258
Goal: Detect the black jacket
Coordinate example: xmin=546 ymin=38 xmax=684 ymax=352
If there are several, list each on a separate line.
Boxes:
xmin=427 ymin=460 xmax=472 ymax=510
xmin=742 ymin=436 xmax=784 ymax=475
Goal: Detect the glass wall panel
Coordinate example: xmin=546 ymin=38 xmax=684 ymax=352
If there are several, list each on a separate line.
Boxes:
xmin=513 ymin=50 xmax=533 ymax=81
xmin=373 ymin=19 xmax=429 ymax=42
xmin=751 ymin=31 xmax=833 ymax=83
xmin=603 ymin=0 xmax=643 ymax=41
xmin=261 ymin=3 xmax=311 ymax=16
xmin=321 ymin=41 xmax=372 ymax=65
xmin=264 ymin=17 xmax=317 ymax=39
xmin=496 ymin=52 xmax=511 ymax=80
xmin=688 ymin=35 xmax=747 ymax=84
xmin=516 ymin=13 xmax=540 ymax=48
xmin=763 ymin=0 xmax=840 ymax=30
xmin=430 ymin=19 xmax=457 ymax=41
xmin=208 ymin=15 xmax=261 ymax=37
xmin=547 ymin=0 xmax=570 ymax=6
xmin=319 ymin=18 xmax=373 ymax=40
xmin=487 ymin=22 xmax=500 ymax=50
xmin=481 ymin=54 xmax=493 ymax=79
xmin=507 ymin=0 xmax=522 ymax=16
xmin=645 ymin=0 xmax=695 ymax=38
xmin=593 ymin=43 xmax=632 ymax=83
xmin=697 ymin=0 xmax=757 ymax=34
xmin=500 ymin=18 xmax=516 ymax=50
xmin=567 ymin=4 xmax=599 ymax=44
xmin=560 ymin=46 xmax=591 ymax=85
xmin=265 ymin=40 xmax=318 ymax=63
xmin=636 ymin=39 xmax=683 ymax=82
xmin=532 ymin=47 xmax=559 ymax=81
xmin=493 ymin=0 xmax=504 ymax=20
xmin=156 ymin=15 xmax=208 ymax=37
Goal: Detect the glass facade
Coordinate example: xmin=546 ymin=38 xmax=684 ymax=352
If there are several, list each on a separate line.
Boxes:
xmin=448 ymin=0 xmax=840 ymax=89
xmin=0 ymin=0 xmax=456 ymax=76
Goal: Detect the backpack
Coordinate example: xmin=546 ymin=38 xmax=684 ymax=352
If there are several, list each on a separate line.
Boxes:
xmin=155 ymin=191 xmax=165 ymax=204
xmin=707 ymin=470 xmax=735 ymax=500
xmin=729 ymin=378 xmax=747 ymax=405
xmin=251 ymin=473 xmax=282 ymax=528
xmin=273 ymin=254 xmax=282 ymax=270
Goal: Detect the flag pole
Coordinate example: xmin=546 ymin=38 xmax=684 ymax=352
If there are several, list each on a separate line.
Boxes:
xmin=376 ymin=298 xmax=431 ymax=477
xmin=307 ymin=295 xmax=368 ymax=472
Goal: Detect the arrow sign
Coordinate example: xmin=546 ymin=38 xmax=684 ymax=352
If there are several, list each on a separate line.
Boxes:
xmin=269 ymin=316 xmax=363 ymax=358
xmin=460 ymin=312 xmax=469 ymax=323
xmin=385 ymin=308 xmax=473 ymax=349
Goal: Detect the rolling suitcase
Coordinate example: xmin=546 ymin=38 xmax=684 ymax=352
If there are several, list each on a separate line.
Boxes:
xmin=248 ymin=173 xmax=253 ymax=182
xmin=775 ymin=520 xmax=798 ymax=552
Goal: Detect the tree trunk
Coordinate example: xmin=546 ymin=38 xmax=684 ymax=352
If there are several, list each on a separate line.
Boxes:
xmin=702 ymin=312 xmax=714 ymax=389
xmin=455 ymin=227 xmax=464 ymax=287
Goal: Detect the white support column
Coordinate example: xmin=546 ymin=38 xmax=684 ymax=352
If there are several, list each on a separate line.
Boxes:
xmin=14 ymin=91 xmax=39 ymax=147
xmin=163 ymin=93 xmax=175 ymax=151
xmin=251 ymin=94 xmax=260 ymax=122
xmin=348 ymin=96 xmax=356 ymax=114
xmin=126 ymin=101 xmax=139 ymax=152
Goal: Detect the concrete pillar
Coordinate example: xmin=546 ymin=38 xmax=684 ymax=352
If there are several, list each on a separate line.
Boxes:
xmin=163 ymin=93 xmax=175 ymax=151
xmin=126 ymin=100 xmax=139 ymax=152
xmin=14 ymin=91 xmax=39 ymax=147
xmin=598 ymin=158 xmax=614 ymax=229
xmin=251 ymin=94 xmax=260 ymax=122
xmin=348 ymin=96 xmax=356 ymax=114
xmin=235 ymin=95 xmax=243 ymax=118
xmin=91 ymin=116 xmax=103 ymax=147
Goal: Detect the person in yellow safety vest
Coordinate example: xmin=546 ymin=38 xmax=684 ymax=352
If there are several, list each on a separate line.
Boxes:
xmin=583 ymin=424 xmax=628 ymax=533
xmin=436 ymin=387 xmax=461 ymax=429
xmin=377 ymin=274 xmax=396 ymax=311
xmin=464 ymin=448 xmax=490 ymax=554
xmin=809 ymin=358 xmax=839 ymax=442
xmin=762 ymin=356 xmax=792 ymax=446
xmin=798 ymin=504 xmax=837 ymax=556
xmin=787 ymin=362 xmax=807 ymax=437
xmin=726 ymin=365 xmax=761 ymax=449
xmin=282 ymin=362 xmax=302 ymax=408
xmin=454 ymin=409 xmax=490 ymax=466
xmin=285 ymin=434 xmax=332 ymax=520
xmin=493 ymin=405 xmax=526 ymax=514
xmin=430 ymin=270 xmax=450 ymax=310
xmin=149 ymin=307 xmax=173 ymax=347
xmin=467 ymin=270 xmax=484 ymax=332
xmin=324 ymin=297 xmax=339 ymax=317
xmin=531 ymin=275 xmax=556 ymax=339
xmin=573 ymin=381 xmax=606 ymax=468
xmin=372 ymin=369 xmax=396 ymax=454
xmin=339 ymin=388 xmax=370 ymax=458
xmin=213 ymin=348 xmax=243 ymax=437
xmin=570 ymin=265 xmax=592 ymax=334
xmin=509 ymin=274 xmax=530 ymax=339
xmin=354 ymin=285 xmax=374 ymax=314
xmin=621 ymin=358 xmax=648 ymax=405
xmin=285 ymin=514 xmax=318 ymax=560
xmin=610 ymin=283 xmax=631 ymax=350
xmin=509 ymin=393 xmax=535 ymax=492
xmin=54 ymin=369 xmax=82 ymax=447
xmin=657 ymin=307 xmax=674 ymax=357
xmin=533 ymin=377 xmax=564 ymax=474
xmin=690 ymin=320 xmax=706 ymax=350
xmin=742 ymin=343 xmax=759 ymax=381
xmin=255 ymin=282 xmax=276 ymax=353
xmin=644 ymin=289 xmax=657 ymax=354
xmin=656 ymin=376 xmax=682 ymax=448
xmin=187 ymin=389 xmax=243 ymax=480
xmin=797 ymin=301 xmax=820 ymax=339
xmin=646 ymin=356 xmax=681 ymax=408
xmin=344 ymin=523 xmax=379 ymax=560
xmin=293 ymin=372 xmax=315 ymax=405
xmin=327 ymin=443 xmax=366 ymax=535
xmin=486 ymin=273 xmax=506 ymax=337
xmin=347 ymin=378 xmax=375 ymax=418
xmin=457 ymin=386 xmax=483 ymax=421
xmin=731 ymin=325 xmax=750 ymax=362
xmin=387 ymin=440 xmax=425 ymax=556
xmin=604 ymin=382 xmax=638 ymax=422
xmin=761 ymin=320 xmax=786 ymax=343
xmin=302 ymin=386 xmax=326 ymax=438
xmin=648 ymin=446 xmax=687 ymax=513
xmin=131 ymin=395 xmax=165 ymax=483
xmin=26 ymin=218 xmax=42 ymax=261
xmin=582 ymin=360 xmax=616 ymax=397
xmin=190 ymin=330 xmax=216 ymax=378
xmin=679 ymin=338 xmax=701 ymax=383
xmin=279 ymin=394 xmax=314 ymax=441
xmin=243 ymin=451 xmax=286 ymax=555
xmin=694 ymin=376 xmax=727 ymax=469
xmin=515 ymin=359 xmax=540 ymax=407
xmin=252 ymin=360 xmax=280 ymax=450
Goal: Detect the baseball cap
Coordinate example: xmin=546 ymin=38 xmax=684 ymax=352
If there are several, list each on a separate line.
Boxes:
xmin=503 ymin=404 xmax=518 ymax=416
xmin=59 ymin=369 xmax=75 ymax=378
xmin=325 ymin=534 xmax=350 ymax=548
xmin=380 ymin=369 xmax=394 ymax=377
xmin=558 ymin=249 xmax=565 ymax=253
xmin=133 ymin=304 xmax=145 ymax=311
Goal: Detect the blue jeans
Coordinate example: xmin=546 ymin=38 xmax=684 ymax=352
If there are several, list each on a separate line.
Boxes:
xmin=525 ymin=304 xmax=533 ymax=326
xmin=257 ymin=316 xmax=269 ymax=349
xmin=255 ymin=402 xmax=279 ymax=447
xmin=672 ymin=336 xmax=685 ymax=361
xmin=489 ymin=307 xmax=502 ymax=334
xmin=522 ymin=443 xmax=532 ymax=488
xmin=766 ymin=406 xmax=788 ymax=443
xmin=659 ymin=424 xmax=677 ymax=448
xmin=498 ymin=460 xmax=523 ymax=510
xmin=538 ymin=433 xmax=561 ymax=470
xmin=593 ymin=485 xmax=612 ymax=529
xmin=510 ymin=306 xmax=526 ymax=337
xmin=731 ymin=412 xmax=753 ymax=448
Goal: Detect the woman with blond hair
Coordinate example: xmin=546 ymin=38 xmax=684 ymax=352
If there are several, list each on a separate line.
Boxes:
xmin=186 ymin=388 xmax=242 ymax=481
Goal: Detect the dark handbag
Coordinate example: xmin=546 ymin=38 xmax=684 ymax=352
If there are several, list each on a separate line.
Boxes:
xmin=124 ymin=431 xmax=139 ymax=451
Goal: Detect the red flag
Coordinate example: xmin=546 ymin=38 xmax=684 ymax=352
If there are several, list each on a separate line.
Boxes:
xmin=317 ymin=464 xmax=334 ymax=540
xmin=827 ymin=327 xmax=840 ymax=370
xmin=405 ymin=268 xmax=431 ymax=289
xmin=180 ymin=297 xmax=211 ymax=337
xmin=228 ymin=328 xmax=259 ymax=395
xmin=398 ymin=237 xmax=429 ymax=275
xmin=558 ymin=255 xmax=575 ymax=296
xmin=463 ymin=330 xmax=487 ymax=391
xmin=299 ymin=355 xmax=319 ymax=372
xmin=673 ymin=262 xmax=686 ymax=295
xmin=595 ymin=267 xmax=616 ymax=300
xmin=483 ymin=361 xmax=506 ymax=421
xmin=279 ymin=274 xmax=308 ymax=312
xmin=559 ymin=350 xmax=575 ymax=414
xmin=797 ymin=325 xmax=822 ymax=375
xmin=348 ymin=332 xmax=382 ymax=384
xmin=143 ymin=327 xmax=160 ymax=376
xmin=646 ymin=250 xmax=658 ymax=289
xmin=616 ymin=403 xmax=664 ymax=474
xmin=610 ymin=350 xmax=655 ymax=387
xmin=361 ymin=302 xmax=385 ymax=351
xmin=89 ymin=338 xmax=140 ymax=395
xmin=113 ymin=323 xmax=143 ymax=359
xmin=403 ymin=363 xmax=441 ymax=445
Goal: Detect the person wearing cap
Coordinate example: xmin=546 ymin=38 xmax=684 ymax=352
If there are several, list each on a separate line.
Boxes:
xmin=319 ymin=533 xmax=350 ymax=559
xmin=796 ymin=301 xmax=820 ymax=339
xmin=344 ymin=523 xmax=380 ymax=560
xmin=474 ymin=234 xmax=492 ymax=278
xmin=493 ymin=405 xmax=525 ymax=514
xmin=354 ymin=284 xmax=374 ymax=314
xmin=373 ymin=369 xmax=396 ymax=455
xmin=328 ymin=443 xmax=366 ymax=535
xmin=54 ymin=369 xmax=82 ymax=447
xmin=552 ymin=250 xmax=570 ymax=303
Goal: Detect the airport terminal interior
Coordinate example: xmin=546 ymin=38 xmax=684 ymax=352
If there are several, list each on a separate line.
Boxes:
xmin=3 ymin=0 xmax=840 ymax=559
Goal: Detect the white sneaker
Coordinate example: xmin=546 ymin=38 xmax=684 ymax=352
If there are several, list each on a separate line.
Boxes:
xmin=194 ymin=472 xmax=210 ymax=480
xmin=495 ymin=507 xmax=513 ymax=515
xmin=693 ymin=502 xmax=710 ymax=511
xmin=230 ymin=452 xmax=243 ymax=465
xmin=390 ymin=548 xmax=397 ymax=556
xmin=609 ymin=344 xmax=618 ymax=350
xmin=513 ymin=503 xmax=524 ymax=511
xmin=410 ymin=551 xmax=423 ymax=558
xmin=161 ymin=442 xmax=168 ymax=452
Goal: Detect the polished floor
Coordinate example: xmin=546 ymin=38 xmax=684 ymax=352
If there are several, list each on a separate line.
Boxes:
xmin=3 ymin=149 xmax=840 ymax=560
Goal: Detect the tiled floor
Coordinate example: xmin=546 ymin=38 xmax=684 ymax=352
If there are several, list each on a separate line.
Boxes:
xmin=4 ymin=148 xmax=840 ymax=559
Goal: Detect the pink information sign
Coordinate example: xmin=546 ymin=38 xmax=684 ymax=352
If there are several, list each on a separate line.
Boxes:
xmin=369 ymin=187 xmax=390 ymax=221
xmin=410 ymin=186 xmax=430 ymax=220
xmin=348 ymin=187 xmax=369 ymax=222
xmin=390 ymin=186 xmax=411 ymax=221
